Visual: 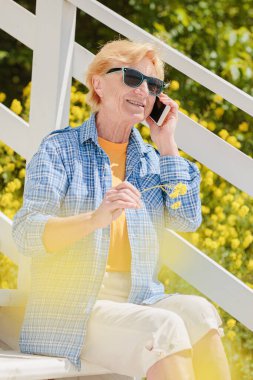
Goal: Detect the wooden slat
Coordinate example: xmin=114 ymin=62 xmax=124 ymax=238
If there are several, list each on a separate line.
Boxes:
xmin=27 ymin=0 xmax=76 ymax=161
xmin=161 ymin=229 xmax=253 ymax=331
xmin=0 ymin=212 xmax=20 ymax=265
xmin=0 ymin=105 xmax=29 ymax=160
xmin=0 ymin=0 xmax=35 ymax=50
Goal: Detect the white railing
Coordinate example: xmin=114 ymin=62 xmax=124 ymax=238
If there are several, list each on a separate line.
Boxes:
xmin=0 ymin=0 xmax=253 ymax=373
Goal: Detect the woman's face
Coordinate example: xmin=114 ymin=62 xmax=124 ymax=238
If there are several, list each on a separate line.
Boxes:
xmin=93 ymin=57 xmax=159 ymax=124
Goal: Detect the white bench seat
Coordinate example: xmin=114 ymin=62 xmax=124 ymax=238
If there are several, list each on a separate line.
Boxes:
xmin=0 ymin=349 xmax=110 ymax=380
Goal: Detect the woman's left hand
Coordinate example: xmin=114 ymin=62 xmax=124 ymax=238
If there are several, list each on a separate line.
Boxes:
xmin=146 ymin=93 xmax=179 ymax=149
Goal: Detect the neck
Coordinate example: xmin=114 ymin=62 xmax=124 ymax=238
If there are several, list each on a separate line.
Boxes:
xmin=95 ymin=110 xmax=132 ymax=143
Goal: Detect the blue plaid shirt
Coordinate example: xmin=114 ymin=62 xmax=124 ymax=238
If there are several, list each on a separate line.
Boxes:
xmin=12 ymin=112 xmax=202 ymax=370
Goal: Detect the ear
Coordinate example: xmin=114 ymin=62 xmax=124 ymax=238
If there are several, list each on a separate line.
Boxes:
xmin=92 ymin=75 xmax=104 ymax=98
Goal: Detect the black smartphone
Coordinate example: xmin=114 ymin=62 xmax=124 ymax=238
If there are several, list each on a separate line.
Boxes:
xmin=149 ymin=97 xmax=171 ymax=126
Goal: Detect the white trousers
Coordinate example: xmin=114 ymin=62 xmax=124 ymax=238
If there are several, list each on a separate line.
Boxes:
xmin=80 ymin=271 xmax=224 ymax=378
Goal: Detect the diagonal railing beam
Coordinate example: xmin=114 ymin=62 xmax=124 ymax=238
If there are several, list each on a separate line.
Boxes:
xmin=161 ymin=229 xmax=253 ymax=331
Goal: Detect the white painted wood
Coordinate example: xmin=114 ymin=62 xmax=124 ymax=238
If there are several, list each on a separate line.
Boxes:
xmin=161 ymin=229 xmax=253 ymax=331
xmin=0 ymin=351 xmax=114 ymax=380
xmin=73 ymin=43 xmax=94 ymax=83
xmin=0 ymin=104 xmax=29 ymax=159
xmin=0 ymin=0 xmax=35 ymax=50
xmin=27 ymin=0 xmax=76 ymax=161
xmin=176 ymin=113 xmax=253 ymax=197
xmin=0 ymin=212 xmax=20 ymax=264
xmin=69 ymin=0 xmax=253 ymax=117
xmin=0 ymin=290 xmax=26 ymax=306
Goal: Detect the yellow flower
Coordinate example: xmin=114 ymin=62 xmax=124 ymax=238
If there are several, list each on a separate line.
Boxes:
xmin=207 ymin=121 xmax=216 ymax=131
xmin=0 ymin=193 xmax=13 ymax=207
xmin=7 ymin=163 xmax=15 ymax=172
xmin=190 ymin=114 xmax=199 ymax=122
xmin=238 ymin=121 xmax=249 ymax=132
xmin=229 ymin=186 xmax=237 ymax=194
xmin=141 ymin=126 xmax=150 ymax=139
xmin=230 ymin=252 xmax=237 ymax=260
xmin=204 ymin=177 xmax=213 ymax=186
xmin=200 ymin=120 xmax=208 ymax=128
xmin=247 ymin=259 xmax=253 ymax=271
xmin=213 ymin=94 xmax=223 ymax=103
xmin=170 ymin=80 xmax=180 ymax=91
xmin=217 ymin=212 xmax=225 ymax=221
xmin=227 ymin=215 xmax=237 ymax=226
xmin=22 ymin=82 xmax=31 ymax=97
xmin=10 ymin=99 xmax=23 ymax=115
xmin=241 ymin=192 xmax=249 ymax=199
xmin=223 ymin=194 xmax=234 ymax=203
xmin=204 ymin=228 xmax=213 ymax=237
xmin=13 ymin=178 xmax=22 ymax=190
xmin=215 ymin=206 xmax=223 ymax=213
xmin=218 ymin=129 xmax=229 ymax=140
xmin=227 ymin=136 xmax=239 ymax=148
xmin=169 ymin=183 xmax=187 ymax=198
xmin=202 ymin=205 xmax=210 ymax=214
xmin=18 ymin=168 xmax=26 ymax=179
xmin=227 ymin=331 xmax=236 ymax=341
xmin=235 ymin=259 xmax=242 ymax=269
xmin=231 ymin=201 xmax=240 ymax=211
xmin=171 ymin=201 xmax=181 ymax=209
xmin=218 ymin=236 xmax=226 ymax=246
xmin=226 ymin=318 xmax=236 ymax=328
xmin=191 ymin=232 xmax=199 ymax=244
xmin=215 ymin=107 xmax=224 ymax=118
xmin=238 ymin=205 xmax=249 ymax=217
xmin=71 ymin=85 xmax=77 ymax=93
xmin=243 ymin=235 xmax=253 ymax=249
xmin=211 ymin=214 xmax=218 ymax=222
xmin=71 ymin=105 xmax=84 ymax=120
xmin=231 ymin=239 xmax=240 ymax=249
xmin=214 ymin=188 xmax=222 ymax=198
xmin=175 ymin=99 xmax=181 ymax=106
xmin=0 ymin=92 xmax=6 ymax=103
xmin=228 ymin=227 xmax=238 ymax=238
xmin=180 ymin=108 xmax=189 ymax=116
xmin=174 ymin=183 xmax=188 ymax=195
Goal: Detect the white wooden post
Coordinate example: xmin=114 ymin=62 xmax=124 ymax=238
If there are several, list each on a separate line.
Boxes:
xmin=27 ymin=0 xmax=77 ymax=161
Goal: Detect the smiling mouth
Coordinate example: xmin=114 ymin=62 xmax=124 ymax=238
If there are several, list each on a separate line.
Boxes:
xmin=126 ymin=99 xmax=145 ymax=108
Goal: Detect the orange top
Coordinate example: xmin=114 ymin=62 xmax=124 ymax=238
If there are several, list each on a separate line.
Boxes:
xmin=98 ymin=136 xmax=132 ymax=272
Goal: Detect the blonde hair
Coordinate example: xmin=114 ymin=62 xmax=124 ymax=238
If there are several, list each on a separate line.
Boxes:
xmin=85 ymin=39 xmax=165 ymax=112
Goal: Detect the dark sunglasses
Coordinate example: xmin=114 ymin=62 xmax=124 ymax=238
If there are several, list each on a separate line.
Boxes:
xmin=106 ymin=67 xmax=170 ymax=96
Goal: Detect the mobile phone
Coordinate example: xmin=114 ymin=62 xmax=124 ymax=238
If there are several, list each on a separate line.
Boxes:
xmin=149 ymin=97 xmax=171 ymax=126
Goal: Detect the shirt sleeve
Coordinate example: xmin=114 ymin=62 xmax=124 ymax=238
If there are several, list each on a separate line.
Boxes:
xmin=12 ymin=137 xmax=69 ymax=257
xmin=159 ymin=155 xmax=202 ymax=232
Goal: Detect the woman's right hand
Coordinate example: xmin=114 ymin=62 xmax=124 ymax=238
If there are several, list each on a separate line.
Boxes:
xmin=92 ymin=181 xmax=142 ymax=229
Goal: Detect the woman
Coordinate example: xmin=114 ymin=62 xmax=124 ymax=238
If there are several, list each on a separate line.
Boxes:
xmin=12 ymin=39 xmax=231 ymax=380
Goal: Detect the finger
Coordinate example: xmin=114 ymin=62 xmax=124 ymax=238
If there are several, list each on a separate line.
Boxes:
xmin=107 ymin=199 xmax=140 ymax=209
xmin=106 ymin=192 xmax=141 ymax=206
xmin=158 ymin=95 xmax=179 ymax=109
xmin=116 ymin=187 xmax=141 ymax=203
xmin=115 ymin=181 xmax=141 ymax=197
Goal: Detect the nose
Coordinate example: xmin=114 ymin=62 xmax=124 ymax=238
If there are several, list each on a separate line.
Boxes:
xmin=134 ymin=79 xmax=149 ymax=96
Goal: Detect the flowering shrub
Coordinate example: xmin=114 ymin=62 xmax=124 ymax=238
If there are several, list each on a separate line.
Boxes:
xmin=0 ymin=80 xmax=252 ymax=379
